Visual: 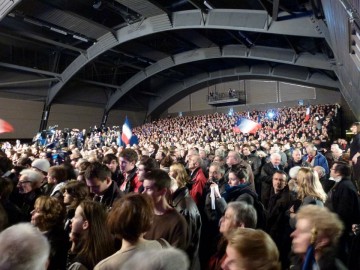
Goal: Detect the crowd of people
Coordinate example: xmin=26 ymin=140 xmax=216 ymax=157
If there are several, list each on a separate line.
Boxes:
xmin=0 ymin=103 xmax=359 ymax=270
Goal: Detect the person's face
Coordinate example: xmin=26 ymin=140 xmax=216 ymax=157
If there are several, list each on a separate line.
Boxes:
xmin=242 ymin=147 xmax=250 ymax=156
xmin=272 ymin=173 xmax=287 ymax=194
xmin=270 ymin=156 xmax=281 ymax=166
xmin=106 ymin=159 xmax=118 ymax=173
xmin=350 ymin=125 xmax=357 ymax=133
xmin=228 ymin=172 xmax=240 ymax=187
xmin=30 ymin=206 xmax=43 ymax=228
xmin=85 ymin=177 xmax=109 ymax=195
xmin=63 ymin=189 xmax=74 ymax=205
xmin=221 ymin=244 xmax=244 ymax=270
xmin=219 ymin=207 xmax=237 ymax=234
xmin=226 ymin=153 xmax=238 ymax=166
xmin=188 ymin=156 xmax=199 ymax=171
xmin=290 ymin=218 xmax=313 ymax=255
xmin=47 ymin=173 xmax=56 ymax=184
xmin=305 ymin=146 xmax=314 ymax=155
xmin=137 ymin=164 xmax=146 ymax=181
xmin=292 ymin=151 xmax=302 ymax=162
xmin=119 ymin=157 xmax=135 ymax=173
xmin=330 ymin=165 xmax=340 ymax=179
xmin=71 ymin=206 xmax=87 ymax=236
xmin=209 ymin=165 xmax=222 ymax=182
xmin=142 ymin=179 xmax=163 ymax=204
xmin=17 ymin=175 xmax=34 ymax=194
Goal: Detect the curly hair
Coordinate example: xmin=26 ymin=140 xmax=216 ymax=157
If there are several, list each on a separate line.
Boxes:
xmin=33 ymin=196 xmax=65 ymax=232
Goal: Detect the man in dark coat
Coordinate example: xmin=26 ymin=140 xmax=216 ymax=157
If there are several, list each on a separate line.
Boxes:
xmin=266 ymin=170 xmax=296 ymax=269
xmin=260 ymin=153 xmax=283 ymax=208
xmin=325 ymin=161 xmax=360 ymax=264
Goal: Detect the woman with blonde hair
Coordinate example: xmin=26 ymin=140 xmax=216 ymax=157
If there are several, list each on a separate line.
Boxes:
xmin=169 ymin=162 xmax=201 ymax=270
xmin=290 ymin=205 xmax=345 ymax=269
xmin=221 ymin=227 xmax=280 ymax=270
xmin=289 ymin=167 xmax=327 ymax=223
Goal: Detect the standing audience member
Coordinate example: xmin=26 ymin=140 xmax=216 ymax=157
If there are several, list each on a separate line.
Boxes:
xmin=169 ymin=163 xmax=202 ymax=270
xmin=143 ymin=169 xmax=189 ymax=250
xmin=119 ymin=149 xmax=141 ymax=193
xmin=84 ymin=162 xmax=123 ymax=210
xmin=0 ymin=177 xmax=23 ymax=226
xmin=260 ymin=153 xmax=283 ymax=208
xmin=16 ymin=169 xmax=43 ymax=220
xmin=0 ymin=223 xmax=50 ymax=270
xmin=62 ymin=180 xmax=89 ymax=234
xmin=209 ymin=202 xmax=257 ymax=270
xmin=290 ymin=205 xmax=345 ymax=269
xmin=31 ymin=196 xmax=68 ymax=270
xmin=325 ymin=161 xmax=360 ymax=264
xmin=266 ymin=170 xmax=296 ymax=269
xmin=95 ymin=194 xmax=167 ymax=269
xmin=47 ymin=165 xmax=68 ymax=200
xmin=187 ymin=154 xmax=207 ymax=205
xmin=221 ymin=227 xmax=280 ymax=270
xmin=303 ymin=144 xmax=329 ymax=175
xmin=102 ymin=154 xmax=123 ymax=187
xmin=350 ymin=122 xmax=360 ymax=192
xmin=226 ymin=151 xmax=255 ymax=191
xmin=67 ymin=200 xmax=115 ymax=269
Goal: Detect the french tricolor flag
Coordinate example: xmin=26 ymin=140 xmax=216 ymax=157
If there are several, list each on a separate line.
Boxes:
xmin=233 ymin=118 xmax=261 ymax=134
xmin=121 ymin=117 xmax=132 ymax=145
xmin=304 ymin=107 xmax=310 ymax=122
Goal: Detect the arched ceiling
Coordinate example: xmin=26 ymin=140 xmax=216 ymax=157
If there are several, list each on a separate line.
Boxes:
xmin=0 ymin=0 xmax=340 ymax=120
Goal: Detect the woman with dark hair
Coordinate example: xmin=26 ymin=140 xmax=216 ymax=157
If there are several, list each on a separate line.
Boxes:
xmin=31 ymin=196 xmax=68 ymax=270
xmin=350 ymin=122 xmax=360 ymax=192
xmin=67 ymin=200 xmax=115 ymax=270
xmin=62 ymin=180 xmax=89 ymax=234
xmin=94 ymin=193 xmax=167 ymax=269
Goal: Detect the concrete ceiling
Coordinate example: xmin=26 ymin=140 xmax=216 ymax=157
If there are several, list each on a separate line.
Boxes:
xmin=0 ymin=0 xmax=344 ymax=120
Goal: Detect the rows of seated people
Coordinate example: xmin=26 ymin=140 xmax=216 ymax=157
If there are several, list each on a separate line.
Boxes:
xmin=0 ymin=103 xmax=359 ymax=270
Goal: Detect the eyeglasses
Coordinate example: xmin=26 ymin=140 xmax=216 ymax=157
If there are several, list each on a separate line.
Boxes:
xmin=18 ymin=181 xmax=31 ymax=185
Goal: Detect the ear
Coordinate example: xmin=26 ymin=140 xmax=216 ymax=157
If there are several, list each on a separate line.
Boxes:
xmin=106 ymin=177 xmax=112 ymax=185
xmin=315 ymin=237 xmax=330 ymax=250
xmin=82 ymin=220 xmax=89 ymax=230
xmin=159 ymin=187 xmax=168 ymax=196
xmin=239 ymin=178 xmax=246 ymax=184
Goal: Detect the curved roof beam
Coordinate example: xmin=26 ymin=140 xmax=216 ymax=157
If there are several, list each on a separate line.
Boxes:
xmin=46 ymin=9 xmax=326 ymax=105
xmin=147 ymin=64 xmax=340 ymax=116
xmin=0 ymin=0 xmax=21 ymax=21
xmin=105 ymin=45 xmax=333 ymax=112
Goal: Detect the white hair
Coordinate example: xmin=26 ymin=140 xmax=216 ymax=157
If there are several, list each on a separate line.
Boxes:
xmin=0 ymin=223 xmax=50 ymax=270
xmin=121 ymin=247 xmax=189 ymax=270
xmin=289 ymin=166 xmax=301 ymax=179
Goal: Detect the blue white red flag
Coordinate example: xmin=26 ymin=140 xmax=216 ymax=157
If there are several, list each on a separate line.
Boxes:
xmin=304 ymin=107 xmax=310 ymax=122
xmin=233 ymin=118 xmax=261 ymax=134
xmin=121 ymin=117 xmax=132 ymax=145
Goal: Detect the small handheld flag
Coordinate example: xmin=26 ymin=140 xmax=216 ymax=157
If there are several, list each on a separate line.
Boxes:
xmin=121 ymin=117 xmax=132 ymax=145
xmin=304 ymin=107 xmax=310 ymax=122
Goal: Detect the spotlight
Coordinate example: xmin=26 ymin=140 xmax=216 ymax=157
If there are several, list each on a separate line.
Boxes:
xmin=228 ymin=108 xmax=234 ymax=117
xmin=267 ymin=111 xmax=274 ymax=119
